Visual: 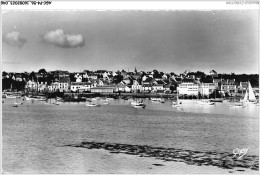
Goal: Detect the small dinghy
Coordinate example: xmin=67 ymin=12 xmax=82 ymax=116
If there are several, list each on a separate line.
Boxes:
xmin=133 ymin=104 xmax=146 ymax=109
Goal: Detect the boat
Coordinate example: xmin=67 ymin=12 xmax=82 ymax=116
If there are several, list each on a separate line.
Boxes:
xmin=5 ymin=94 xmax=17 ymax=98
xmin=24 ymin=96 xmax=35 ymax=101
xmin=13 ymin=103 xmax=18 ymax=107
xmin=197 ymin=88 xmax=215 ymax=105
xmin=197 ymin=100 xmax=215 ymax=105
xmin=209 ymin=99 xmax=223 ymax=102
xmin=133 ymin=103 xmax=146 ymax=108
xmin=230 ymin=102 xmax=245 ymax=108
xmin=56 ymin=97 xmax=64 ymax=101
xmin=105 ymin=97 xmax=114 ymax=101
xmin=86 ymin=100 xmax=100 ymax=107
xmin=91 ymin=97 xmax=99 ymax=101
xmin=121 ymin=96 xmax=129 ymax=100
xmin=151 ymin=98 xmax=165 ymax=103
xmin=131 ymin=100 xmax=144 ymax=106
xmin=241 ymin=81 xmax=257 ymax=104
xmin=33 ymin=96 xmax=47 ymax=101
xmin=86 ymin=103 xmax=100 ymax=107
xmin=172 ymin=90 xmax=182 ymax=107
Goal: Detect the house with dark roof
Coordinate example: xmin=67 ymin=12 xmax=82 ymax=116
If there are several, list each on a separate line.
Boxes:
xmin=153 ymin=74 xmax=163 ymax=81
xmin=182 ymin=78 xmax=194 ymax=83
xmin=142 ymin=77 xmax=154 ymax=92
xmin=122 ymin=76 xmax=133 ymax=85
xmin=209 ymin=70 xmax=218 ymax=77
xmin=88 ymin=73 xmax=99 ymax=80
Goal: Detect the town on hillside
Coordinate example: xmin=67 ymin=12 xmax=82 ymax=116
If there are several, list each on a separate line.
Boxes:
xmin=2 ymin=69 xmax=259 ymax=99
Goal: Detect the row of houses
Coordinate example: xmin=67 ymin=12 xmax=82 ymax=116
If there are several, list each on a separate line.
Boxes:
xmin=25 ymin=75 xmax=249 ymax=96
xmin=4 ymin=69 xmax=256 ymax=96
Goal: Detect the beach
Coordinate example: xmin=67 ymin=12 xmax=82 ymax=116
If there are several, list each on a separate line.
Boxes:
xmin=3 ymin=146 xmax=257 ymax=174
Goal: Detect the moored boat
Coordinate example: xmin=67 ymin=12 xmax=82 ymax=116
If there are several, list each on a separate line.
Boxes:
xmin=209 ymin=99 xmax=223 ymax=102
xmin=33 ymin=96 xmax=47 ymax=101
xmin=230 ymin=102 xmax=246 ymax=108
xmin=133 ymin=103 xmax=146 ymax=108
xmin=6 ymin=94 xmax=17 ymax=98
xmin=56 ymin=97 xmax=64 ymax=101
xmin=86 ymin=103 xmax=100 ymax=107
xmin=151 ymin=98 xmax=165 ymax=103
xmin=24 ymin=96 xmax=35 ymax=101
xmin=241 ymin=81 xmax=257 ymax=104
xmin=197 ymin=100 xmax=215 ymax=105
xmin=172 ymin=90 xmax=181 ymax=107
xmin=131 ymin=100 xmax=144 ymax=106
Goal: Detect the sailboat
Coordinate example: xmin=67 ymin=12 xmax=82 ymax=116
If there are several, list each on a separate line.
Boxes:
xmin=241 ymin=81 xmax=257 ymax=104
xmin=172 ymin=90 xmax=181 ymax=107
xmin=210 ymin=89 xmax=223 ymax=102
xmin=197 ymin=88 xmax=214 ymax=105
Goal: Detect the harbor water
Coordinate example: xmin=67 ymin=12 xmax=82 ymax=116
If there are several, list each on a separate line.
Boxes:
xmin=2 ymin=98 xmax=259 ymax=173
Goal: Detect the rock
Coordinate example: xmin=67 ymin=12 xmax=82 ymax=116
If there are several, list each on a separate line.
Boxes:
xmin=251 ymin=166 xmax=258 ymax=171
xmin=152 ymin=164 xmax=164 ymax=166
xmin=236 ymin=169 xmax=245 ymax=172
xmin=110 ymin=151 xmax=120 ymax=154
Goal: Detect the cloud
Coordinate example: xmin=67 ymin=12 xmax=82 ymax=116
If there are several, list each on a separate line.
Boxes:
xmin=3 ymin=31 xmax=27 ymax=48
xmin=43 ymin=29 xmax=85 ymax=48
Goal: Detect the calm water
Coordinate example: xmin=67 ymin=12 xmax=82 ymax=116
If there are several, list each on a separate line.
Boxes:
xmin=2 ymin=98 xmax=259 ymax=173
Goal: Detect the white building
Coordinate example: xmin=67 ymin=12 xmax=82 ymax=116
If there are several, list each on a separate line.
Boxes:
xmin=131 ymin=80 xmax=142 ymax=92
xmin=177 ymin=82 xmax=199 ymax=96
xmin=199 ymin=83 xmax=217 ymax=96
xmin=26 ymin=80 xmax=47 ymax=92
xmin=70 ymin=82 xmax=92 ymax=92
xmin=48 ymin=77 xmax=70 ymax=92
xmin=48 ymin=82 xmax=59 ymax=92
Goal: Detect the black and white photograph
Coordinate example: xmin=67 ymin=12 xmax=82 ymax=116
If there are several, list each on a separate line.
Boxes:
xmin=1 ymin=1 xmax=259 ymax=174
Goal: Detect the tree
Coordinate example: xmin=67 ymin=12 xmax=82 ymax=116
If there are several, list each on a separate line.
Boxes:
xmin=29 ymin=71 xmax=36 ymax=81
xmin=46 ymin=73 xmax=55 ymax=85
xmin=113 ymin=75 xmax=123 ymax=84
xmin=69 ymin=73 xmax=76 ymax=82
xmin=38 ymin=68 xmax=47 ymax=75
xmin=153 ymin=69 xmax=159 ymax=75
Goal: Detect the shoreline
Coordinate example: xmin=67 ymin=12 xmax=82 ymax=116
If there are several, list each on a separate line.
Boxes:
xmin=4 ymin=147 xmax=257 ymax=174
xmin=64 ymin=141 xmax=259 ymax=173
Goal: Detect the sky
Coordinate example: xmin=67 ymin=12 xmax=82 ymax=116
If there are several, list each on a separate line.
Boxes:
xmin=2 ymin=10 xmax=259 ymax=74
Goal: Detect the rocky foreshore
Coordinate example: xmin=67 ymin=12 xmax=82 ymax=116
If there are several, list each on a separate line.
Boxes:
xmin=64 ymin=141 xmax=259 ymax=171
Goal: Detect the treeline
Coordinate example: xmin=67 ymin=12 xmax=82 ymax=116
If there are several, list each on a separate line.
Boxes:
xmin=220 ymin=74 xmax=259 ymax=87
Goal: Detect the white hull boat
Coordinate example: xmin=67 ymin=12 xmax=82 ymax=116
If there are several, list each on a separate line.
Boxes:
xmin=133 ymin=104 xmax=146 ymax=108
xmin=172 ymin=91 xmax=182 ymax=107
xmin=105 ymin=98 xmax=114 ymax=101
xmin=86 ymin=103 xmax=100 ymax=107
xmin=197 ymin=100 xmax=215 ymax=105
xmin=24 ymin=96 xmax=34 ymax=101
xmin=34 ymin=96 xmax=47 ymax=101
xmin=131 ymin=101 xmax=144 ymax=106
xmin=151 ymin=98 xmax=165 ymax=103
xmin=56 ymin=97 xmax=63 ymax=101
xmin=6 ymin=95 xmax=17 ymax=98
xmin=230 ymin=103 xmax=246 ymax=108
